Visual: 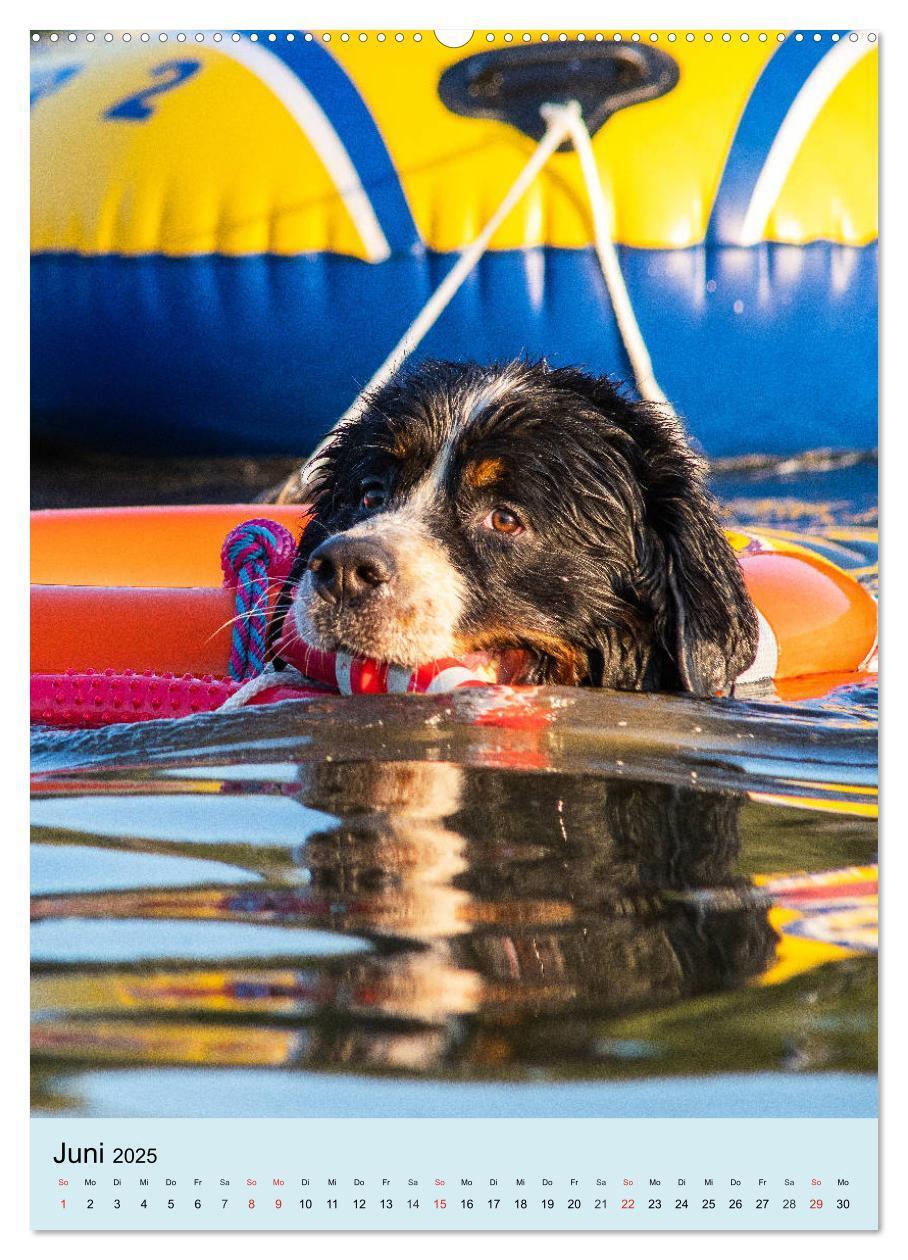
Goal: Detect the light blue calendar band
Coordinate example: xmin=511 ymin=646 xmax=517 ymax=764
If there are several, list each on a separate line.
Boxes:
xmin=32 ymin=1118 xmax=877 ymax=1231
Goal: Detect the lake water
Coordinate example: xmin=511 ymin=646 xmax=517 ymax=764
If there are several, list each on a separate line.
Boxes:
xmin=30 ymin=457 xmax=878 ymax=1119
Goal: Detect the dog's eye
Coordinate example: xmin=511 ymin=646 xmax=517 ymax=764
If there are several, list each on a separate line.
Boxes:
xmin=483 ymin=507 xmax=524 ymax=536
xmin=360 ymin=482 xmax=386 ymax=511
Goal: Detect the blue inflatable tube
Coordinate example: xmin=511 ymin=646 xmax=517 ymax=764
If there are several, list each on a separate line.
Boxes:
xmin=30 ymin=30 xmax=878 ymax=458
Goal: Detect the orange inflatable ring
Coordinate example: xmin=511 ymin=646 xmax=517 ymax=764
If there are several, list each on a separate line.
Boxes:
xmin=30 ymin=506 xmax=877 ymax=719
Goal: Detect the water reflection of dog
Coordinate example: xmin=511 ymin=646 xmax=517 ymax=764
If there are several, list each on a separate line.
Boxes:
xmin=291 ymin=759 xmax=778 ymax=1075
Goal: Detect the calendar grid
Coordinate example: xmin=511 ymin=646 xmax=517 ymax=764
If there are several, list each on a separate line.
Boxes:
xmin=32 ymin=1117 xmax=877 ymax=1231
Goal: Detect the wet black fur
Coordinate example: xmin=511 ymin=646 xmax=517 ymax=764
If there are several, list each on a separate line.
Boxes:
xmin=271 ymin=360 xmax=758 ymax=694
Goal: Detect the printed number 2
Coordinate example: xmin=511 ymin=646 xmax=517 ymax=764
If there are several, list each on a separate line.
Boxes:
xmin=104 ymin=60 xmax=201 ymax=121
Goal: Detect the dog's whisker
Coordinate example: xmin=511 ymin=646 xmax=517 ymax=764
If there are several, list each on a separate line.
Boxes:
xmin=302 ymin=518 xmax=331 ymax=542
xmin=203 ymin=583 xmax=299 ymax=644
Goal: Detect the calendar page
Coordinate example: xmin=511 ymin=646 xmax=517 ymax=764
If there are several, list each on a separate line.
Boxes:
xmin=30 ymin=23 xmax=879 ymax=1233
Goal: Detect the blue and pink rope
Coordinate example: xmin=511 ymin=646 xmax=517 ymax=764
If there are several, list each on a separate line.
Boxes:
xmin=220 ymin=518 xmax=296 ymax=681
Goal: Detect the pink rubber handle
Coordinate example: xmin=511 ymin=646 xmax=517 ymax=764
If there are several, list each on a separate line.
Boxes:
xmin=31 ymin=670 xmax=241 ymax=728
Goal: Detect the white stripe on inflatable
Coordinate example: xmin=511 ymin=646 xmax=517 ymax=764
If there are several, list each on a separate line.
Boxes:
xmin=386 ymin=665 xmax=413 ymax=694
xmin=334 ymin=652 xmax=354 ymax=695
xmin=736 ymin=608 xmax=779 ymax=686
xmin=215 ymin=38 xmax=391 ymax=263
xmin=738 ymin=34 xmax=874 ymax=246
xmin=425 ymin=667 xmax=481 ymax=694
xmin=859 ymin=638 xmax=878 ymax=674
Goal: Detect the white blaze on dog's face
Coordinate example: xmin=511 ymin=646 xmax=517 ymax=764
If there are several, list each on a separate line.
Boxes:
xmin=282 ymin=360 xmax=760 ymax=692
xmin=291 ymin=368 xmax=531 ymax=666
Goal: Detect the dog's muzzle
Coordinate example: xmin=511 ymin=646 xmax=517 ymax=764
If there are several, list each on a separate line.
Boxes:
xmin=308 ymin=537 xmax=396 ymax=605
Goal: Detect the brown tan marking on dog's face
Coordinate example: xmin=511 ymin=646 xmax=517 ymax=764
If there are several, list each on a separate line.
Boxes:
xmin=275 ymin=360 xmax=759 ymax=693
xmin=465 ymin=457 xmax=505 ymax=489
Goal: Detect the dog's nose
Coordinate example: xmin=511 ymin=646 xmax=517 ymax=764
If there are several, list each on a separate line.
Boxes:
xmin=307 ymin=537 xmax=395 ymax=604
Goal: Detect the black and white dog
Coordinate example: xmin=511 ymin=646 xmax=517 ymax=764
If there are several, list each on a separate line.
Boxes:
xmin=270 ymin=361 xmax=758 ymax=695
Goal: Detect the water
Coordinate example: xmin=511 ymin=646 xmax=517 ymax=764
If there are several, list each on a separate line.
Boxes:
xmin=30 ymin=457 xmax=878 ymax=1119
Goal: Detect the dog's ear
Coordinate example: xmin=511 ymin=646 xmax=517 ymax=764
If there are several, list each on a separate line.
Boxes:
xmin=543 ymin=368 xmax=758 ymax=695
xmin=663 ymin=531 xmax=757 ymax=695
xmin=639 ymin=410 xmax=759 ymax=695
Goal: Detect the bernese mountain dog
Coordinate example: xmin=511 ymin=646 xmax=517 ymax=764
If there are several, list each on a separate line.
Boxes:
xmin=270 ymin=360 xmax=758 ymax=695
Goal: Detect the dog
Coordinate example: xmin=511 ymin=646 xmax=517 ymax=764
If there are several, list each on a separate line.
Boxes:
xmin=270 ymin=360 xmax=758 ymax=695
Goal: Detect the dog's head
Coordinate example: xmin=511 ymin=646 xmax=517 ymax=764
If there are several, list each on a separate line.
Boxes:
xmin=273 ymin=361 xmax=758 ymax=694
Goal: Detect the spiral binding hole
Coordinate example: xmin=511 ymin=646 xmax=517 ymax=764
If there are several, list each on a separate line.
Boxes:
xmin=28 ymin=29 xmax=878 ymax=46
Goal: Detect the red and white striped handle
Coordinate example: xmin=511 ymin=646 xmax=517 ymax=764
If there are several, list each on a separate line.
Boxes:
xmin=273 ymin=621 xmax=526 ymax=694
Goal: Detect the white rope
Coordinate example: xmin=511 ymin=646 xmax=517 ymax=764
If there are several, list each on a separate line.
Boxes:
xmin=301 ymin=101 xmax=580 ymax=484
xmin=557 ymin=104 xmax=671 ymax=408
xmin=219 ymin=664 xmax=312 ymax=710
xmin=341 ymin=100 xmax=583 ymax=420
xmin=300 ymin=97 xmax=671 ymax=487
